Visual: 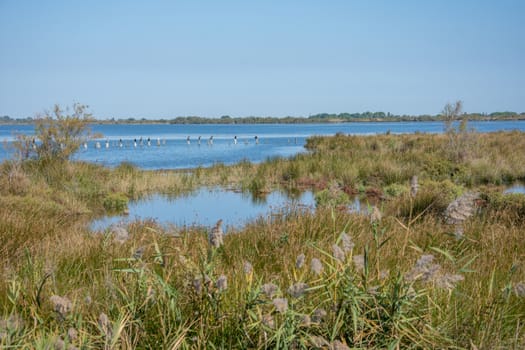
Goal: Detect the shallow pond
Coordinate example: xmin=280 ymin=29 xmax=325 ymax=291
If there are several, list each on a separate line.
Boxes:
xmin=504 ymin=184 xmax=525 ymax=194
xmin=91 ymin=187 xmax=370 ymax=232
xmin=91 ymin=188 xmax=318 ymax=232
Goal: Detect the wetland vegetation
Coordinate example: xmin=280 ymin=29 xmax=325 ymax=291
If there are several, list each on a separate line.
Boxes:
xmin=1 ymin=110 xmax=525 ymax=348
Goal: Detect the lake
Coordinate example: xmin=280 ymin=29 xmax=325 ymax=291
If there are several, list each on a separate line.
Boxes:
xmin=2 ymin=121 xmax=525 ymax=169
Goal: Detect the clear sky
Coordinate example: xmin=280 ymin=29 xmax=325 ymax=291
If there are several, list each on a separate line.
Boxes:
xmin=1 ymin=0 xmax=524 ymax=119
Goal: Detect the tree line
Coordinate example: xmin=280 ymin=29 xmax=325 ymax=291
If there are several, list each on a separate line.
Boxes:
xmin=2 ymin=111 xmax=524 ymax=125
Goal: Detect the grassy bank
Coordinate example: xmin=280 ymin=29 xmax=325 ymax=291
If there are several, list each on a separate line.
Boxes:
xmin=1 ymin=131 xmax=525 ymax=348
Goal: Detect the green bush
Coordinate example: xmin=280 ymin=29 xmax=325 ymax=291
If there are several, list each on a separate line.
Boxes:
xmin=484 ymin=192 xmax=525 ymax=222
xmin=102 ymin=192 xmax=129 ymax=212
xmin=315 ymin=184 xmax=350 ymax=208
xmin=391 ymin=180 xmax=464 ymax=218
xmin=13 ymin=104 xmax=97 ymax=163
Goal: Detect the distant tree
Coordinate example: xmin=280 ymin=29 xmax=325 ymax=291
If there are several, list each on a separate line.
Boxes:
xmin=13 ymin=103 xmax=97 ymax=163
xmin=489 ymin=111 xmax=517 ymax=117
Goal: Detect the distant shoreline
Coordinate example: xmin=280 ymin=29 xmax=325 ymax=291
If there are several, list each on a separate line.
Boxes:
xmin=2 ymin=114 xmax=525 ymax=125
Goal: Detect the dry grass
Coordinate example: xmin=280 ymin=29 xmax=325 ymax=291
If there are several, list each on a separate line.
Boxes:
xmin=1 ymin=131 xmax=525 ymax=348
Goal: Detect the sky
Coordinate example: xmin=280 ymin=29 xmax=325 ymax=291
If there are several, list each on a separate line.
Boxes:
xmin=1 ymin=0 xmax=524 ymax=119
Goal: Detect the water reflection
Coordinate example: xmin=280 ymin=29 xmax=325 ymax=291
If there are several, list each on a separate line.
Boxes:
xmin=91 ymin=187 xmax=316 ymax=232
xmin=504 ymin=184 xmax=525 ymax=194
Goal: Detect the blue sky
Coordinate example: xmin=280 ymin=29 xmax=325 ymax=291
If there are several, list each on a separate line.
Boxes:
xmin=1 ymin=0 xmax=524 ymax=118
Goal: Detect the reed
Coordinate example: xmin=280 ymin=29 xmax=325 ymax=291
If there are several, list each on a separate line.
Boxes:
xmin=1 ymin=131 xmax=525 ymax=348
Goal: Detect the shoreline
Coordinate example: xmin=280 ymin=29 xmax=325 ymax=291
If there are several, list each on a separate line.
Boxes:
xmin=2 ymin=117 xmax=525 ymax=126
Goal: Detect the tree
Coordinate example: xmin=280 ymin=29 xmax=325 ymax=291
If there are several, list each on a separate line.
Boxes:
xmin=13 ymin=103 xmax=97 ymax=163
xmin=442 ymin=100 xmax=463 ymax=134
xmin=441 ymin=100 xmax=475 ymax=162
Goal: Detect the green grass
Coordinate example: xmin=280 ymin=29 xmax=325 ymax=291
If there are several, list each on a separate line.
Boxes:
xmin=1 ymin=131 xmax=525 ymax=349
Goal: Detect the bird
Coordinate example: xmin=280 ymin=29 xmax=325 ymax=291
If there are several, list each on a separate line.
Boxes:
xmin=208 ymin=219 xmax=224 ymax=248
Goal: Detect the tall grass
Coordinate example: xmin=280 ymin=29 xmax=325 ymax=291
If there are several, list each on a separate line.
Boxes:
xmin=1 ymin=131 xmax=525 ymax=348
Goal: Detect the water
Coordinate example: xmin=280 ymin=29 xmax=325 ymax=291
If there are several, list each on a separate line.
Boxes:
xmin=504 ymin=184 xmax=525 ymax=194
xmin=91 ymin=187 xmax=316 ymax=232
xmin=2 ymin=121 xmax=525 ymax=169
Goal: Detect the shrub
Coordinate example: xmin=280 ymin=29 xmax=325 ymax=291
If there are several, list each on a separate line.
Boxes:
xmin=315 ymin=182 xmax=350 ymax=208
xmin=13 ymin=104 xmax=98 ymax=164
xmin=483 ymin=192 xmax=525 ymax=222
xmin=103 ymin=193 xmax=129 ymax=212
xmin=391 ymin=180 xmax=464 ymax=218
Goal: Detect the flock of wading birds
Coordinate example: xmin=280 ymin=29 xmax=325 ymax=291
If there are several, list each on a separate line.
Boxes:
xmin=80 ymin=135 xmax=268 ymax=150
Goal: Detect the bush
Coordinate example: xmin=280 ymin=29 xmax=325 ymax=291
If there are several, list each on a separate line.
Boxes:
xmin=315 ymin=183 xmax=350 ymax=208
xmin=483 ymin=192 xmax=525 ymax=222
xmin=391 ymin=180 xmax=464 ymax=218
xmin=103 ymin=192 xmax=129 ymax=212
xmin=13 ymin=104 xmax=98 ymax=163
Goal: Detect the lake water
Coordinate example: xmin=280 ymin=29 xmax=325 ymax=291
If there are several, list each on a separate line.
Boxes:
xmin=2 ymin=121 xmax=525 ymax=169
